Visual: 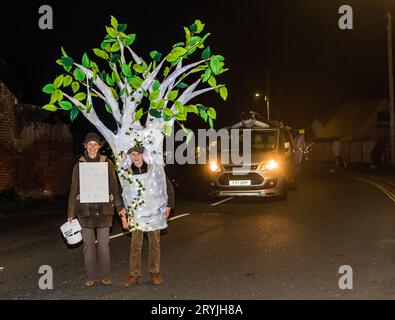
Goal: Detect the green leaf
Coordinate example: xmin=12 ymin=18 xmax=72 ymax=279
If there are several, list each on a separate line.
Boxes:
xmin=172 ymin=47 xmax=187 ymax=57
xmin=53 ymin=89 xmax=63 ymax=102
xmin=176 ymin=82 xmax=189 ymax=89
xmin=70 ymin=108 xmax=79 ymax=122
xmin=152 ymin=80 xmax=161 ymax=91
xmin=172 ymin=42 xmax=185 ymax=48
xmin=208 ymin=76 xmax=217 ymax=88
xmin=188 ymin=36 xmax=202 ymax=46
xmin=184 ymin=27 xmax=191 ymax=41
xmin=207 ymin=107 xmax=216 ymax=120
xmin=105 ymin=103 xmax=112 ymax=114
xmin=209 ymin=117 xmax=214 ymax=129
xmin=210 ymin=58 xmax=221 ymax=75
xmin=71 ymin=82 xmax=80 ymax=93
xmin=61 ymin=47 xmax=68 ymax=57
xmin=199 ymin=109 xmax=208 ymax=122
xmin=202 ymin=33 xmax=211 ymax=42
xmin=163 ymin=67 xmax=170 ymax=78
xmin=61 ymin=56 xmax=74 ymax=67
xmin=93 ymin=48 xmax=109 ymax=60
xmin=110 ymin=42 xmax=120 ymax=52
xmin=163 ymin=113 xmax=172 ymax=122
xmin=167 ymin=90 xmax=178 ymax=100
xmin=189 ymin=23 xmax=198 ymax=33
xmin=110 ymin=54 xmax=120 ymax=63
xmin=151 ymin=99 xmax=165 ymax=109
xmin=129 ymin=76 xmax=143 ymax=89
xmin=53 ymin=75 xmax=64 ymax=88
xmin=164 ymin=123 xmax=172 ymax=136
xmin=123 ymin=34 xmax=136 ymax=46
xmin=121 ymin=64 xmax=132 ymax=78
xmin=216 ymin=55 xmax=225 ymax=62
xmin=175 ymin=112 xmax=187 ymax=121
xmin=63 ymin=75 xmax=73 ymax=87
xmin=220 ymin=86 xmax=228 ymax=101
xmin=185 ymin=104 xmax=199 ymax=114
xmin=149 ymin=89 xmax=160 ymax=101
xmin=133 ymin=64 xmax=145 ymax=74
xmin=195 ymin=20 xmax=205 ymax=34
xmin=82 ymin=53 xmax=90 ymax=68
xmin=134 ymin=109 xmax=143 ymax=121
xmin=110 ymin=16 xmax=118 ymax=29
xmin=74 ymin=69 xmax=86 ymax=81
xmin=120 ymin=87 xmax=128 ymax=97
xmin=163 ymin=108 xmax=174 ymax=117
xmin=118 ymin=24 xmax=127 ymax=32
xmin=74 ymin=92 xmax=86 ymax=101
xmin=150 ymin=51 xmax=162 ymax=62
xmin=106 ymin=74 xmax=114 ymax=86
xmin=174 ymin=101 xmax=184 ymax=113
xmin=166 ymin=53 xmax=179 ymax=63
xmin=218 ymin=68 xmax=229 ymax=75
xmin=106 ymin=26 xmax=118 ymax=38
xmin=42 ymin=84 xmax=55 ymax=94
xmin=202 ymin=46 xmax=211 ymax=60
xmin=42 ymin=104 xmax=57 ymax=112
xmin=202 ymin=68 xmax=211 ymax=83
xmin=59 ymin=101 xmax=73 ymax=110
xmin=149 ymin=109 xmax=162 ymax=118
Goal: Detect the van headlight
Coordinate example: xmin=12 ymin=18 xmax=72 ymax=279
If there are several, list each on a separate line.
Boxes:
xmin=262 ymin=159 xmax=279 ymax=171
xmin=209 ymin=161 xmax=221 ymax=173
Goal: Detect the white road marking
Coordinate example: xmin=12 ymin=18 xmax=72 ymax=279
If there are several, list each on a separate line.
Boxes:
xmin=355 ymin=177 xmax=395 ymax=203
xmin=211 ymin=197 xmax=234 ymax=206
xmin=95 ymin=213 xmax=191 ymax=243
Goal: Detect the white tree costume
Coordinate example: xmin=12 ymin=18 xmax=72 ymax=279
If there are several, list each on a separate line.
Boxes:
xmin=42 ymin=18 xmax=228 ymax=231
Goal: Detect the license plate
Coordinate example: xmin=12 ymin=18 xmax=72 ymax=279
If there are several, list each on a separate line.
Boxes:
xmin=229 ymin=180 xmax=251 ymax=186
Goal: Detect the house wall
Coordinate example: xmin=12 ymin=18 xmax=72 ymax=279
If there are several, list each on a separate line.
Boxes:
xmin=0 ymin=80 xmax=74 ymax=196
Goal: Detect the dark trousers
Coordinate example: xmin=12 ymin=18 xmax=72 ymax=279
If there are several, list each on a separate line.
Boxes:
xmin=81 ymin=228 xmax=111 ymax=281
xmin=129 ymin=230 xmax=161 ymax=277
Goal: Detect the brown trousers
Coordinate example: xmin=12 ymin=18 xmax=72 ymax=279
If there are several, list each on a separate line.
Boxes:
xmin=130 ymin=230 xmax=160 ymax=277
xmin=81 ymin=228 xmax=110 ymax=281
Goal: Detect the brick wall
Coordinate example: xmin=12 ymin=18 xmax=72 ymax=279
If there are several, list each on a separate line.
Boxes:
xmin=0 ymin=80 xmax=74 ymax=196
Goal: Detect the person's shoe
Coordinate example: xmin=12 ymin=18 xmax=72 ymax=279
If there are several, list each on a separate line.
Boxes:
xmin=84 ymin=280 xmax=96 ymax=288
xmin=150 ymin=273 xmax=162 ymax=286
xmin=124 ymin=275 xmax=140 ymax=288
xmin=101 ymin=278 xmax=112 ymax=286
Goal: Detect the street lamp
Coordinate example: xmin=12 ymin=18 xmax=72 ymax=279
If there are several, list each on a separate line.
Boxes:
xmin=254 ymin=92 xmax=270 ymax=121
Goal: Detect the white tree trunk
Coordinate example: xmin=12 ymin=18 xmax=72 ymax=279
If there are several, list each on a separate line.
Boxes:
xmin=109 ymin=127 xmax=168 ymax=232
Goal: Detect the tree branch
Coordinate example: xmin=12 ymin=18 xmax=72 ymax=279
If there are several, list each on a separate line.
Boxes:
xmin=75 ymin=63 xmax=122 ymax=125
xmin=63 ymin=92 xmax=114 ymax=143
xmin=121 ymin=59 xmax=165 ymax=129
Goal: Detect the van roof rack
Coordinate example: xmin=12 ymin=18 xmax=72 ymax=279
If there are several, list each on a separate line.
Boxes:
xmin=230 ymin=111 xmax=286 ymax=129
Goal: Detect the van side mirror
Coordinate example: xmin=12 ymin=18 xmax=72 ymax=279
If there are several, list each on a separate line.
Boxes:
xmin=284 ymin=142 xmax=291 ymax=151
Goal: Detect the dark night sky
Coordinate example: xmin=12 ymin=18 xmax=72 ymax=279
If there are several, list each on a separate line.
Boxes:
xmin=1 ymin=0 xmax=395 ymax=130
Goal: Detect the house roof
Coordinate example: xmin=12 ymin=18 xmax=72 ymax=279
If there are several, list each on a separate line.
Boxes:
xmin=315 ymin=99 xmax=388 ymax=141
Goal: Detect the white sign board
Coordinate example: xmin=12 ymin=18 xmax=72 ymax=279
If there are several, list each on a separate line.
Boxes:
xmin=79 ymin=162 xmax=109 ymax=203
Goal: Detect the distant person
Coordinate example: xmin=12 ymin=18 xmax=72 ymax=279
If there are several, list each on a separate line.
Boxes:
xmin=294 ymin=130 xmax=305 ymax=171
xmin=332 ymin=139 xmax=347 ymax=169
xmin=67 ymin=132 xmax=126 ymax=288
xmin=370 ymin=138 xmax=385 ymax=169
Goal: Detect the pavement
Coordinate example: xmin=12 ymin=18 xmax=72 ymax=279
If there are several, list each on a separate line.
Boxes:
xmin=1 ymin=165 xmax=395 ymax=300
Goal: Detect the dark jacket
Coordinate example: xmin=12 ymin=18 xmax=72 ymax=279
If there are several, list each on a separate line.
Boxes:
xmin=67 ymin=153 xmax=124 ymax=229
xmin=130 ymin=161 xmax=175 ymax=209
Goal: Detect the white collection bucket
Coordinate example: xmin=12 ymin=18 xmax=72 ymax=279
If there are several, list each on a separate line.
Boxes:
xmin=60 ymin=219 xmax=82 ymax=245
